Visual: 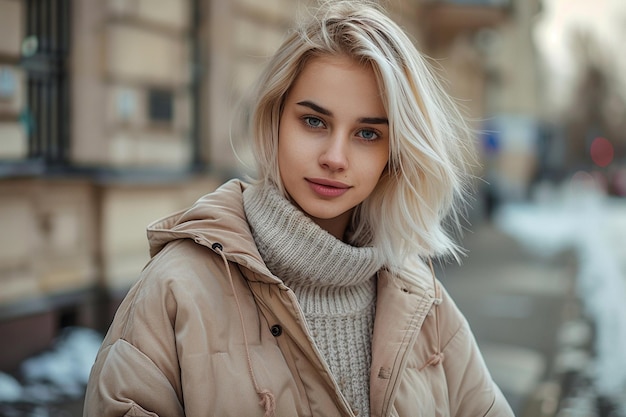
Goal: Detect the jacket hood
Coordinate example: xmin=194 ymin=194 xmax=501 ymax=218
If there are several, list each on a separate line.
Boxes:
xmin=147 ymin=179 xmax=271 ymax=278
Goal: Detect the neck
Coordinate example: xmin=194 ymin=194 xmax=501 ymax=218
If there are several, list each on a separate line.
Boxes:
xmin=309 ymin=210 xmax=353 ymax=241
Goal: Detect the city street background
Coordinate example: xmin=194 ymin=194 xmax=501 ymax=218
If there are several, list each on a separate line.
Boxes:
xmin=1 ymin=0 xmax=625 ymax=416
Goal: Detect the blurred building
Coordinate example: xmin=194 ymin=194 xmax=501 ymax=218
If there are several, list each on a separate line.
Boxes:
xmin=0 ymin=0 xmax=518 ymax=372
xmin=533 ymin=0 xmax=626 ymax=192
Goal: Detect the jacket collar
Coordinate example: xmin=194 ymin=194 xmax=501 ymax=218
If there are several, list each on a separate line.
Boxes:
xmin=370 ymin=264 xmax=441 ymax=416
xmin=147 ymin=179 xmax=278 ymax=282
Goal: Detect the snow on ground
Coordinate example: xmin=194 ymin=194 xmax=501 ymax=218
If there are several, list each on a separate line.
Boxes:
xmin=0 ymin=327 xmax=102 ymax=407
xmin=495 ymin=178 xmax=626 ymax=411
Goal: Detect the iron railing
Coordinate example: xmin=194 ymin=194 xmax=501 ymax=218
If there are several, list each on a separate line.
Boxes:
xmin=21 ymin=0 xmax=71 ymax=167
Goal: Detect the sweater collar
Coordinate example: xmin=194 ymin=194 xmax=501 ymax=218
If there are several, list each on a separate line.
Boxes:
xmin=242 ymin=183 xmax=383 ymax=287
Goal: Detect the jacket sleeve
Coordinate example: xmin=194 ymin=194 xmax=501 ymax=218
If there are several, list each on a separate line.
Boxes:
xmin=83 ymin=269 xmax=185 ymax=417
xmin=438 ymin=286 xmax=515 ymax=417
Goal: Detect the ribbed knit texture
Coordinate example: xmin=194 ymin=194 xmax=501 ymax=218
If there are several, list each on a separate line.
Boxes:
xmin=243 ymin=183 xmax=382 ymax=417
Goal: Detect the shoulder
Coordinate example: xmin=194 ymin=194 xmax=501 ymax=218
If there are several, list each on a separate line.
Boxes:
xmin=103 ymin=239 xmax=237 ymax=346
xmin=138 ymin=239 xmax=230 ymax=302
xmin=146 ymin=238 xmax=217 ymax=276
xmin=425 ymin=286 xmax=470 ymax=352
xmin=394 ymin=257 xmax=470 ymax=349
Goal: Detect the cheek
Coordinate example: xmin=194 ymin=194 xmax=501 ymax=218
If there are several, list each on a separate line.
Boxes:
xmin=278 ymin=122 xmax=299 ymax=167
xmin=277 ymin=140 xmax=307 ymax=190
xmin=277 ymin=146 xmax=290 ymax=189
xmin=277 ymin=139 xmax=295 ymax=172
xmin=367 ymin=157 xmax=390 ymax=189
xmin=279 ymin=134 xmax=314 ymax=170
xmin=370 ymin=150 xmax=390 ymax=179
xmin=277 ymin=127 xmax=290 ymax=165
xmin=358 ymin=163 xmax=387 ymax=191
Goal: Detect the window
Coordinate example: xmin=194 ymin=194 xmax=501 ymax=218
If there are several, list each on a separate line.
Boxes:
xmin=20 ymin=0 xmax=71 ymax=167
xmin=148 ymin=88 xmax=174 ymax=124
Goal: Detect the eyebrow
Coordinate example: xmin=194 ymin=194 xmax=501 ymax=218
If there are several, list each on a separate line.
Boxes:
xmin=296 ymin=100 xmax=388 ymax=125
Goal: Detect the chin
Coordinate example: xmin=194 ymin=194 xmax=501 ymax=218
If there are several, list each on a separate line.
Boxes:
xmin=301 ymin=205 xmax=344 ymax=220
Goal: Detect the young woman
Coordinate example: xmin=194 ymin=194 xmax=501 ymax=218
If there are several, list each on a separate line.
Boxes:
xmin=84 ymin=1 xmax=514 ymax=416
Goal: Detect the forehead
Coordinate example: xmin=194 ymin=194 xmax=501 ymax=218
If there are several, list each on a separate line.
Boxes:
xmin=287 ymin=55 xmax=386 ymax=115
xmin=293 ymin=55 xmax=375 ymax=90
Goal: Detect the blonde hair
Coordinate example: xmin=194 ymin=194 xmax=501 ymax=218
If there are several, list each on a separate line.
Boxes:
xmin=247 ymin=0 xmax=475 ymax=268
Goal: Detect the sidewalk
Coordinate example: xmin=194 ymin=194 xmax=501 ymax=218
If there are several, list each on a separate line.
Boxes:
xmin=493 ymin=188 xmax=626 ymax=417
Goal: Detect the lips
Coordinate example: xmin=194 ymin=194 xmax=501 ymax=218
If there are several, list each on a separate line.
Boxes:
xmin=306 ymin=178 xmax=350 ymax=197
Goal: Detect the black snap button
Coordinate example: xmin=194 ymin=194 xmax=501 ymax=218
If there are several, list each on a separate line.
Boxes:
xmin=211 ymin=242 xmax=223 ymax=251
xmin=270 ymin=325 xmax=282 ymax=337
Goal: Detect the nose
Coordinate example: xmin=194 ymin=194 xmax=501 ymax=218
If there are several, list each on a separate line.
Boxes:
xmin=319 ymin=134 xmax=348 ymax=172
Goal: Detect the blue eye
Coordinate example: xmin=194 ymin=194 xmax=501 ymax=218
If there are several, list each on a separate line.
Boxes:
xmin=303 ymin=116 xmax=325 ymax=129
xmin=357 ymin=129 xmax=379 ymax=141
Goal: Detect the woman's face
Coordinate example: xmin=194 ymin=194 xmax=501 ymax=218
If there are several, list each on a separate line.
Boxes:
xmin=278 ymin=55 xmax=390 ymax=240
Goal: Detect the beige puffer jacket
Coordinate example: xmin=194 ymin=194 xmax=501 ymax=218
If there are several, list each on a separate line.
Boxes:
xmin=83 ymin=180 xmax=514 ymax=417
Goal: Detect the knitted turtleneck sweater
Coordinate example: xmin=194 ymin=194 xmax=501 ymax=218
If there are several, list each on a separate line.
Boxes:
xmin=243 ymin=183 xmax=383 ymax=417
